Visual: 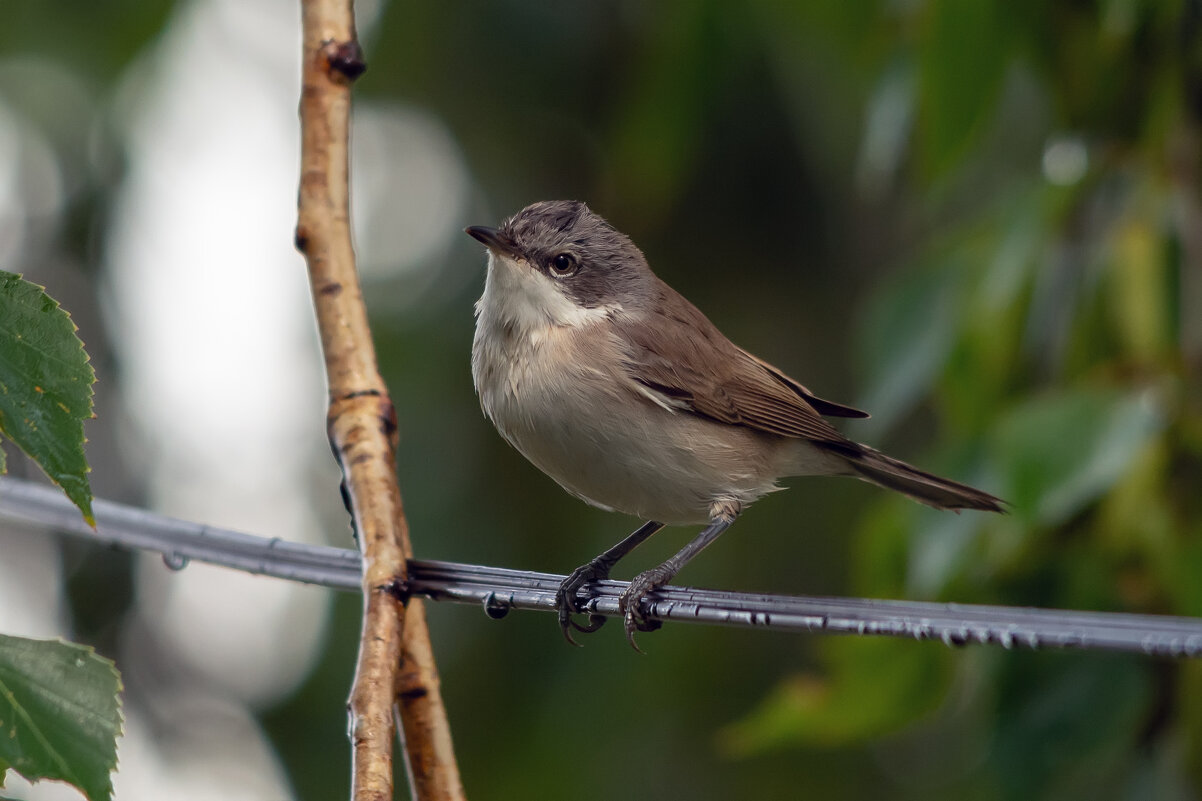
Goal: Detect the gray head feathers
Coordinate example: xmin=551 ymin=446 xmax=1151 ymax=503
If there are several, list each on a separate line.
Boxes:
xmin=499 ymin=200 xmax=653 ymax=309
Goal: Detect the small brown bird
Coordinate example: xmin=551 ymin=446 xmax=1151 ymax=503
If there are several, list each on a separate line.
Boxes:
xmin=467 ymin=201 xmax=1003 ymax=648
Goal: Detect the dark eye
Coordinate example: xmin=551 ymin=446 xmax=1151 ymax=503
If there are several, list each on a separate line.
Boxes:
xmin=548 ymin=252 xmax=578 ymax=278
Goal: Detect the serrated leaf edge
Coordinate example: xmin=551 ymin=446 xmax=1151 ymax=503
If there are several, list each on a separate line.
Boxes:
xmin=0 ymin=636 xmax=124 ymax=801
xmin=0 ymin=270 xmax=97 ymax=526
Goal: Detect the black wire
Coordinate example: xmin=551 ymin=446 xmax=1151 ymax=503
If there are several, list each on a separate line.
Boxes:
xmin=2 ymin=476 xmax=1200 ymax=658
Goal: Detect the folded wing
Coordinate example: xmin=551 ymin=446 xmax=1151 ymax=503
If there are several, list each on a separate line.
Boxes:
xmin=613 ymin=292 xmax=864 ymax=454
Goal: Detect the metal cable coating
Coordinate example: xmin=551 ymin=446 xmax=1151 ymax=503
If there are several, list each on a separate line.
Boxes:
xmin=2 ymin=476 xmax=1200 ymax=657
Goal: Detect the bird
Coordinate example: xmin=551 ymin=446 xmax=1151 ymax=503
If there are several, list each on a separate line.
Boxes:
xmin=465 ymin=200 xmax=1004 ymax=649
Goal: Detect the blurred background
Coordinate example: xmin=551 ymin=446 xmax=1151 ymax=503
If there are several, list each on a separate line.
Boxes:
xmin=1 ymin=0 xmax=1201 ymax=798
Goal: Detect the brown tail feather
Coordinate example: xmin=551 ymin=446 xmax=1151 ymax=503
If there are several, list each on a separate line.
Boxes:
xmin=845 ymin=447 xmax=1005 ymax=512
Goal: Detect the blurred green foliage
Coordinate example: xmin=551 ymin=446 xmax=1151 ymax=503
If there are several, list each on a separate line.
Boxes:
xmin=367 ymin=2 xmax=1202 ymax=798
xmin=5 ymin=0 xmax=1202 ymax=799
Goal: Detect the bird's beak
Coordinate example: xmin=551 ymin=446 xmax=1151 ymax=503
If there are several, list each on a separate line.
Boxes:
xmin=465 ymin=226 xmax=520 ymax=259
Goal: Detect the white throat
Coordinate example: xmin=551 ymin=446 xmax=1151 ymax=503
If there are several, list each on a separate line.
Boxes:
xmin=473 ymin=251 xmax=616 ymax=336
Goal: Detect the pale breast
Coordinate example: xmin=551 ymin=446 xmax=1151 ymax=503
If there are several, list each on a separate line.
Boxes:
xmin=471 ymin=316 xmax=812 ymax=525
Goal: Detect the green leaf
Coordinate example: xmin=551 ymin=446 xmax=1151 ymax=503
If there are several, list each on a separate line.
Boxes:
xmin=854 ymin=440 xmax=1000 ymax=599
xmin=1105 ymin=214 xmax=1174 ymax=364
xmin=856 ymin=256 xmax=964 ymax=432
xmin=717 ymin=637 xmax=951 ymax=755
xmin=0 ymin=634 xmax=122 ymax=801
xmin=0 ymin=270 xmax=95 ymax=525
xmin=993 ymin=387 xmax=1166 ymax=526
xmin=917 ymin=0 xmax=1012 ymax=179
xmin=906 ymin=500 xmax=988 ymax=598
xmin=607 ymin=4 xmax=713 ymax=222
xmin=993 ymin=654 xmax=1149 ymax=799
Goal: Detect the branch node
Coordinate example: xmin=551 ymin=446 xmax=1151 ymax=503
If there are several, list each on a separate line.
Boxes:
xmin=399 ymin=685 xmax=429 ymax=701
xmin=323 ymin=39 xmax=368 ymax=82
xmin=379 ymin=400 xmax=398 ymax=441
xmin=384 ymin=577 xmax=411 ymax=603
xmin=341 ymin=389 xmax=383 ymax=401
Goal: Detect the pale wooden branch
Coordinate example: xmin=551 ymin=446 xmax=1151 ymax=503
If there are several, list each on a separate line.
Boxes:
xmin=295 ymin=2 xmax=463 ymax=799
xmin=396 ymin=601 xmax=464 ymax=799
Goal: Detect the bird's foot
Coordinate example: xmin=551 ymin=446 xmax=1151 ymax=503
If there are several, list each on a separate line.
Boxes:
xmin=555 ymin=558 xmax=613 ymax=646
xmin=618 ymin=566 xmax=673 ymax=652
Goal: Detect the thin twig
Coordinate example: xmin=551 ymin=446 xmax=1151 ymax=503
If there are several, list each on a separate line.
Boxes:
xmin=4 ymin=476 xmax=1201 ymax=658
xmin=294 ymin=3 xmax=462 ymax=798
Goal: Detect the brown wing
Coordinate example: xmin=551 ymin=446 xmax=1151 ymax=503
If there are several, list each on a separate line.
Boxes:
xmin=739 ymin=349 xmax=869 ymax=419
xmin=614 ymin=286 xmax=863 ymax=452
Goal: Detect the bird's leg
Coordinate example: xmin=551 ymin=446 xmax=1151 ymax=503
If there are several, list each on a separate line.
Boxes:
xmin=620 ymin=500 xmax=740 ymax=651
xmin=556 ymin=520 xmax=664 ymax=645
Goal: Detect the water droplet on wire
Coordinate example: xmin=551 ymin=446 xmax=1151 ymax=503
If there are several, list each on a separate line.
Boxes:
xmin=162 ymin=552 xmax=190 ymax=571
xmin=482 ymin=592 xmax=510 ymax=619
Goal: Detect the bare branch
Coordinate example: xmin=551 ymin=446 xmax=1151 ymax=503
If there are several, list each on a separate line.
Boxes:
xmin=294 ymin=2 xmax=461 ymax=797
xmin=5 ymin=476 xmax=1201 ymax=659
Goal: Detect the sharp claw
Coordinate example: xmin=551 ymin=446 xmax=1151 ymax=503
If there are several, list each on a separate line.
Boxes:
xmin=623 ymin=613 xmax=647 ymax=654
xmin=551 ymin=522 xmax=665 ymax=646
xmin=556 ymin=560 xmax=613 ymax=646
xmin=550 ymin=558 xmax=615 ymax=644
xmin=618 ymin=567 xmax=673 ymax=651
xmin=619 ymin=590 xmax=649 ymax=652
xmin=557 ymin=592 xmax=586 ymax=646
xmin=560 ymin=620 xmax=583 ymax=647
xmin=559 ymin=606 xmax=606 ymax=645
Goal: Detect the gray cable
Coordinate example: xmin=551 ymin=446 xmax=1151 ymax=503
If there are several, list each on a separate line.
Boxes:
xmin=2 ymin=476 xmax=1200 ymax=657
